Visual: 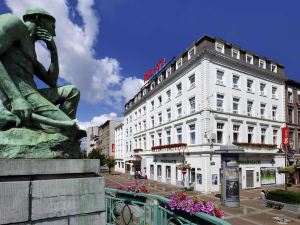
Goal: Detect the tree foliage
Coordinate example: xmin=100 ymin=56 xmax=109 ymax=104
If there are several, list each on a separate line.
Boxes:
xmin=88 ymin=149 xmax=106 ymax=166
xmin=105 ymin=156 xmax=117 ymax=174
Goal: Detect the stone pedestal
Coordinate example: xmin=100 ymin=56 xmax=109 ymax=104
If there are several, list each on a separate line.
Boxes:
xmin=0 ymin=159 xmax=105 ymax=225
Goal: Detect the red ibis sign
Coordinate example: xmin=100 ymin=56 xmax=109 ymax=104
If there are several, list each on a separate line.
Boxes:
xmin=144 ymin=58 xmax=166 ymax=82
xmin=112 ymin=144 xmax=115 ymax=152
xmin=281 ymin=127 xmax=290 ymax=147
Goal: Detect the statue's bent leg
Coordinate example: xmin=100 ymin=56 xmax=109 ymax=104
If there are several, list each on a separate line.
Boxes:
xmin=38 ymin=85 xmax=80 ymax=119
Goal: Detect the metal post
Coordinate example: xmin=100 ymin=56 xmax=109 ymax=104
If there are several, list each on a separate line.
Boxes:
xmin=153 ymin=199 xmax=160 ymax=225
xmin=285 ymin=145 xmax=288 ymax=191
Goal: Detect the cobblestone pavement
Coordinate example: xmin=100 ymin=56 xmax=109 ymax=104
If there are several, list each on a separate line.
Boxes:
xmin=104 ymin=172 xmax=300 ymax=225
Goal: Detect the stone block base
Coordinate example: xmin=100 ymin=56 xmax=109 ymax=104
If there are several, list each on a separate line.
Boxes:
xmin=0 ymin=159 xmax=105 ymax=225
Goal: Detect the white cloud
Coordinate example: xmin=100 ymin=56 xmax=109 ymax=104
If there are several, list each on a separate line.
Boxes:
xmin=75 ymin=112 xmax=123 ymax=130
xmin=4 ymin=0 xmax=143 ymax=109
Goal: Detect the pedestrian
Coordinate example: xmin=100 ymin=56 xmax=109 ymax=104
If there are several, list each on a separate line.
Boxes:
xmin=260 ymin=190 xmax=266 ymax=201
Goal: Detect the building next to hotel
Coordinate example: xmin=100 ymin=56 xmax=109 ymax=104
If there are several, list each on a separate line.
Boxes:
xmin=115 ymin=35 xmax=287 ymax=193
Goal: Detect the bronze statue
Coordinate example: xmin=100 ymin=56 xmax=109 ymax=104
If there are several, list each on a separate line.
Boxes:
xmin=0 ymin=8 xmax=86 ymax=158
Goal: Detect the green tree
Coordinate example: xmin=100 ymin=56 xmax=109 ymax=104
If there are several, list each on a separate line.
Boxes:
xmin=105 ymin=156 xmax=117 ymax=174
xmin=88 ymin=149 xmax=106 ymax=166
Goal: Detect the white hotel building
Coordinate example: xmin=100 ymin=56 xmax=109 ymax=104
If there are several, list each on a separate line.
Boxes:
xmin=117 ymin=35 xmax=286 ymax=193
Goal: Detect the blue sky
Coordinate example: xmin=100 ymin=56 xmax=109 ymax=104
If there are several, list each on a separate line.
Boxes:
xmin=1 ymin=0 xmax=299 ymax=128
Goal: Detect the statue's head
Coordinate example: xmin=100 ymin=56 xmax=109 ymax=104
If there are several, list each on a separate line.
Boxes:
xmin=23 ymin=8 xmax=56 ymax=36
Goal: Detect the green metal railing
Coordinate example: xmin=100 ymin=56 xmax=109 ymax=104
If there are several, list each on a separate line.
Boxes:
xmin=105 ymin=188 xmax=231 ymax=225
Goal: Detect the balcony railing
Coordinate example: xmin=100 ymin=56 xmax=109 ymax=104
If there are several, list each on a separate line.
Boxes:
xmin=151 ymin=143 xmax=187 ymax=151
xmin=105 ymin=188 xmax=231 ymax=225
xmin=232 ymin=142 xmax=277 ymax=148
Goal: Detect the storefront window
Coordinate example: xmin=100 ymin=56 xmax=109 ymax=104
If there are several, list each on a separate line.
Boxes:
xmin=166 ymin=166 xmax=171 ymax=179
xmin=197 ymin=173 xmax=202 ymax=184
xmin=150 ymin=165 xmax=154 ymax=175
xmin=157 ymin=165 xmax=162 ymax=177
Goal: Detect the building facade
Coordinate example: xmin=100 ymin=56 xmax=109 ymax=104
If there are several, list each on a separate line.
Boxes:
xmin=115 ymin=123 xmax=125 ymax=172
xmin=122 ymin=35 xmax=286 ymax=193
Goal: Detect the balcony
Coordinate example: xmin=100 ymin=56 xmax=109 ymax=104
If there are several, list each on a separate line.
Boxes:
xmin=232 ymin=142 xmax=277 ymax=148
xmin=133 ymin=148 xmax=143 ymax=153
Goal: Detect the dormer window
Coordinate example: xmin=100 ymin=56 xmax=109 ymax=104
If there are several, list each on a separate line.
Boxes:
xmin=176 ymin=58 xmax=182 ymax=69
xmin=246 ymin=54 xmax=253 ymax=64
xmin=158 ymin=75 xmax=163 ymax=84
xmin=142 ymin=89 xmax=147 ymax=96
xmin=150 ymin=82 xmax=155 ymax=90
xmin=259 ymin=59 xmax=266 ymax=69
xmin=188 ymin=47 xmax=196 ymax=60
xmin=271 ymin=64 xmax=277 ymax=73
xmin=166 ymin=68 xmax=171 ymax=78
xmin=231 ymin=48 xmax=240 ymax=59
xmin=215 ymin=42 xmax=225 ymax=53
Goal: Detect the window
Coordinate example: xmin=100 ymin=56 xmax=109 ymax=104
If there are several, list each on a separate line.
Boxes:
xmin=189 ymin=74 xmax=195 ymax=88
xmin=261 ymin=128 xmax=266 ymax=144
xmin=150 ymin=82 xmax=155 ymax=90
xmin=197 ymin=173 xmax=202 ymax=184
xmin=166 ymin=108 xmax=171 ymax=122
xmin=247 ymin=79 xmax=253 ymax=92
xmin=157 ymin=165 xmax=162 ymax=177
xmin=215 ymin=42 xmax=224 ymax=53
xmin=139 ymin=122 xmax=141 ymax=131
xmin=143 ymin=120 xmax=146 ymax=130
xmin=151 ymin=100 xmax=154 ymax=110
xmin=166 ymin=68 xmax=171 ymax=78
xmin=246 ymin=54 xmax=253 ymax=64
xmin=273 ymin=130 xmax=278 ymax=145
xmin=288 ymin=91 xmax=293 ymax=103
xmin=151 ymin=116 xmax=155 ymax=127
xmin=217 ymin=123 xmax=224 ymax=144
xmin=158 ymin=132 xmax=162 ymax=146
xmin=298 ymin=94 xmax=300 ymax=104
xmin=150 ymin=165 xmax=154 ymax=175
xmin=298 ymin=131 xmax=300 ymax=148
xmin=247 ymin=100 xmax=253 ymax=116
xmin=176 ymin=83 xmax=182 ymax=96
xmin=166 ymin=90 xmax=171 ymax=102
xmin=158 ymin=75 xmax=163 ymax=84
xmin=260 ymin=103 xmax=266 ymax=119
xmin=272 ymin=106 xmax=277 ymax=120
xmin=232 ymin=97 xmax=239 ymax=114
xmin=271 ymin=64 xmax=277 ymax=73
xmin=231 ymin=48 xmax=240 ymax=59
xmin=151 ymin=134 xmax=155 ymax=147
xmin=288 ymin=107 xmax=293 ymax=123
xmin=130 ymin=115 xmax=132 ymax=122
xmin=189 ymin=124 xmax=196 ymax=144
xmin=259 ymin=59 xmax=266 ymax=69
xmin=177 ymin=103 xmax=182 ymax=118
xmin=289 ymin=130 xmax=295 ymax=148
xmin=189 ymin=97 xmax=196 ymax=114
xmin=232 ymin=75 xmax=239 ymax=89
xmin=272 ymin=87 xmax=277 ymax=99
xmin=166 ymin=130 xmax=171 ymax=144
xmin=176 ymin=127 xmax=182 ymax=143
xmin=130 ymin=127 xmax=132 ymax=136
xmin=176 ymin=58 xmax=182 ymax=69
xmin=158 ymin=96 xmax=162 ymax=106
xmin=248 ymin=126 xmax=254 ymax=143
xmin=166 ymin=166 xmax=171 ymax=179
xmin=143 ymin=137 xmax=146 ymax=149
xmin=216 ymin=70 xmax=224 ymax=85
xmin=298 ymin=109 xmax=300 ymax=124
xmin=217 ymin=94 xmax=224 ymax=112
xmin=158 ymin=112 xmax=162 ymax=125
xmin=233 ymin=124 xmax=240 ymax=142
xmin=142 ymin=89 xmax=147 ymax=96
xmin=189 ymin=168 xmax=195 ymax=183
xmin=188 ymin=47 xmax=195 ymax=60
xmin=260 ymin=83 xmax=266 ymax=96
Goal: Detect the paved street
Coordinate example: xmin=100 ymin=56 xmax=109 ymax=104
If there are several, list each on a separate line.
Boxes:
xmin=104 ymin=172 xmax=300 ymax=225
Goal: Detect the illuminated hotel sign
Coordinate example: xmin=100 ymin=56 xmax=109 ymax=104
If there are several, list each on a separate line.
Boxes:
xmin=144 ymin=58 xmax=167 ymax=82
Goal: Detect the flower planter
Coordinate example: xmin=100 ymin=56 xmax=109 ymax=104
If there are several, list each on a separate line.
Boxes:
xmin=116 ymin=192 xmax=147 ymax=203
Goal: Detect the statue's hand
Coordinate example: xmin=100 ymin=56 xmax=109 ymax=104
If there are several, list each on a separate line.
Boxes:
xmin=11 ymin=98 xmax=33 ymax=121
xmin=36 ymin=27 xmax=56 ymax=51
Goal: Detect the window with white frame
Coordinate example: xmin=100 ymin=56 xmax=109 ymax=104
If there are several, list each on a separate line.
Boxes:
xmin=189 ymin=124 xmax=196 ymax=144
xmin=247 ymin=79 xmax=253 ymax=92
xmin=272 ymin=86 xmax=278 ymax=99
xmin=151 ymin=134 xmax=155 ymax=147
xmin=130 ymin=127 xmax=132 ymax=136
xmin=143 ymin=137 xmax=146 ymax=149
xmin=189 ymin=168 xmax=195 ymax=183
xmin=298 ymin=93 xmax=300 ymax=104
xmin=189 ymin=97 xmax=196 ymax=114
xmin=216 ymin=70 xmax=224 ymax=85
xmin=188 ymin=47 xmax=195 ymax=60
xmin=176 ymin=58 xmax=182 ymax=69
xmin=260 ymin=103 xmax=266 ymax=118
xmin=151 ymin=116 xmax=154 ymax=127
xmin=166 ymin=130 xmax=171 ymax=144
xmin=189 ymin=74 xmax=195 ymax=88
xmin=272 ymin=106 xmax=277 ymax=120
xmin=215 ymin=42 xmax=224 ymax=53
xmin=158 ymin=112 xmax=162 ymax=125
xmin=158 ymin=75 xmax=163 ymax=84
xmin=260 ymin=83 xmax=266 ymax=96
xmin=259 ymin=59 xmax=266 ymax=69
xmin=232 ymin=75 xmax=240 ymax=89
xmin=150 ymin=165 xmax=154 ymax=175
xmin=246 ymin=54 xmax=253 ymax=64
xmin=288 ymin=107 xmax=293 ymax=123
xmin=232 ymin=97 xmax=239 ymax=114
xmin=158 ymin=132 xmax=162 ymax=146
xmin=177 ymin=103 xmax=182 ymax=118
xmin=176 ymin=127 xmax=182 ymax=143
xmin=166 ymin=90 xmax=171 ymax=102
xmin=139 ymin=122 xmax=141 ymax=131
xmin=271 ymin=64 xmax=277 ymax=73
xmin=261 ymin=128 xmax=266 ymax=144
xmin=288 ymin=91 xmax=293 ymax=103
xmin=151 ymin=100 xmax=154 ymax=110
xmin=248 ymin=126 xmax=254 ymax=143
xmin=166 ymin=166 xmax=171 ymax=179
xmin=150 ymin=82 xmax=155 ymax=90
xmin=217 ymin=94 xmax=224 ymax=112
xmin=217 ymin=123 xmax=224 ymax=144
xmin=166 ymin=68 xmax=171 ymax=78
xmin=273 ymin=129 xmax=278 ymax=145
xmin=231 ymin=48 xmax=240 ymax=59
xmin=157 ymin=165 xmax=162 ymax=177
xmin=143 ymin=120 xmax=146 ymax=130
xmin=158 ymin=96 xmax=162 ymax=106
xmin=176 ymin=83 xmax=182 ymax=96
xmin=289 ymin=130 xmax=295 ymax=147
xmin=142 ymin=88 xmax=147 ymax=96
xmin=233 ymin=124 xmax=240 ymax=142
xmin=166 ymin=108 xmax=171 ymax=122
